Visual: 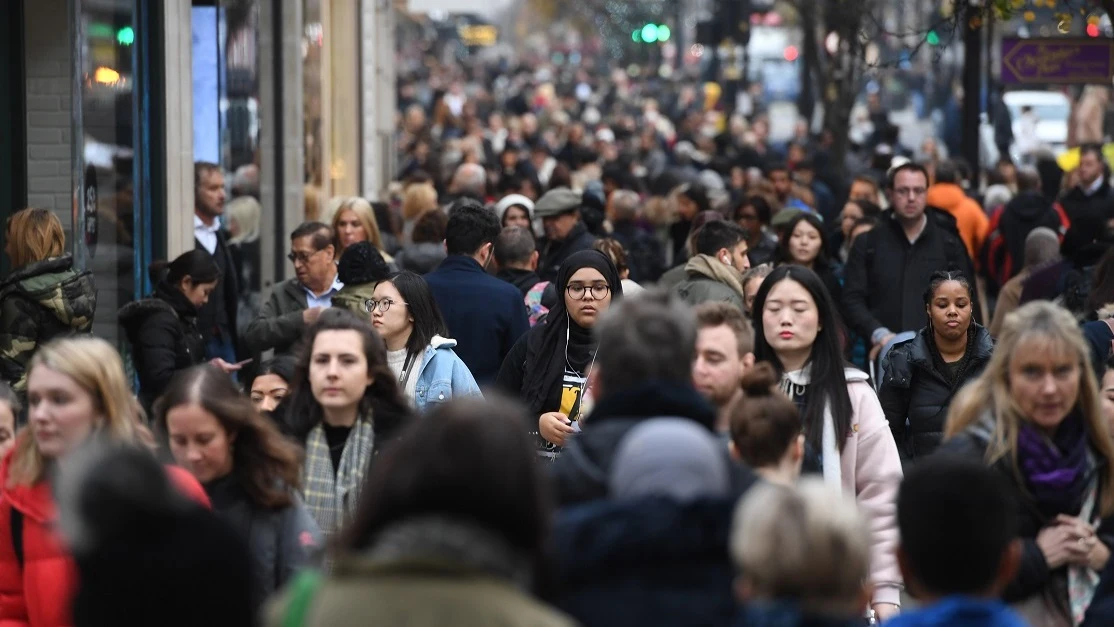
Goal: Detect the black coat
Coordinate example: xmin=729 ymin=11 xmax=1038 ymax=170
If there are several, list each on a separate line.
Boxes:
xmin=1061 ymin=181 xmax=1114 ymax=225
xmin=553 ymin=497 xmax=738 ymax=627
xmin=843 ymin=209 xmax=975 ymax=340
xmin=610 ymin=221 xmax=666 ymax=283
xmin=538 ymin=222 xmax=598 ymax=283
xmin=879 ymin=325 xmax=993 ymax=461
xmin=118 ymin=282 xmax=208 ymax=412
xmin=937 ymin=415 xmax=1114 ymax=604
xmin=548 ymin=381 xmax=758 ymax=506
xmin=195 ymin=231 xmax=240 ymax=352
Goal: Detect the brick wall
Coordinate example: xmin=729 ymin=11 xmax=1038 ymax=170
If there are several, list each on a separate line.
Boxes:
xmin=23 ymin=0 xmax=73 ymax=232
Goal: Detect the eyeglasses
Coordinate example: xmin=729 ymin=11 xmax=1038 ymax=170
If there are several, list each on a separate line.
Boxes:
xmin=287 ymin=249 xmax=324 ymax=265
xmin=566 ymin=283 xmax=611 ymax=300
xmin=893 ymin=187 xmax=927 ymax=198
xmin=364 ymin=298 xmax=407 ymax=313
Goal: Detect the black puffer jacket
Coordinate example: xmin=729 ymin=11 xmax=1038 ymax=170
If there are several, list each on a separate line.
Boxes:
xmin=880 ymin=324 xmax=993 ymax=461
xmin=118 ymin=282 xmax=207 ymax=411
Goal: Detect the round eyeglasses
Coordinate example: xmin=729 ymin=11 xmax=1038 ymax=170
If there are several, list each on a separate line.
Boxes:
xmin=364 ymin=298 xmax=407 ymax=313
xmin=566 ymin=283 xmax=611 ymax=300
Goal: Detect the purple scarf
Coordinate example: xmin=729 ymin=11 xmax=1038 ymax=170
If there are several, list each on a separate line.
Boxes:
xmin=1016 ymin=412 xmax=1090 ymax=518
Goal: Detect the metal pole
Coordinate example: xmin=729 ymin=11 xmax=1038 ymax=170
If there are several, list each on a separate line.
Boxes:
xmin=962 ymin=10 xmax=982 ymax=171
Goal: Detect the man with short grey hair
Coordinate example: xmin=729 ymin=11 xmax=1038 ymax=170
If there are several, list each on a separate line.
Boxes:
xmin=550 ymin=288 xmax=758 ymax=506
xmin=494 ymin=226 xmax=544 ymax=296
xmin=448 ymin=163 xmax=487 ymax=203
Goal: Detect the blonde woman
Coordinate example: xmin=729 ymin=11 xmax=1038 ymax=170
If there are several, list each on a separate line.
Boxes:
xmin=331 ymin=197 xmax=394 ymax=262
xmin=0 ymin=337 xmax=209 ymax=626
xmin=0 ymin=208 xmax=96 ymax=394
xmin=401 ymin=183 xmax=438 ymax=243
xmin=227 ymin=196 xmax=263 ymax=329
xmin=941 ymin=301 xmax=1114 ymax=625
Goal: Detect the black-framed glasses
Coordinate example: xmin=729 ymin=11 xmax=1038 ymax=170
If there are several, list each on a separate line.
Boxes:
xmin=566 ymin=283 xmax=611 ymax=300
xmin=364 ymin=298 xmax=407 ymax=313
xmin=287 ymin=249 xmax=325 ymax=265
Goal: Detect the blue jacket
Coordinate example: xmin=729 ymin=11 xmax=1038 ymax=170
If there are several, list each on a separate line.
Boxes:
xmin=424 ymin=255 xmax=529 ymax=384
xmin=885 ymin=597 xmax=1026 ymax=627
xmin=413 ymin=336 xmax=483 ymax=413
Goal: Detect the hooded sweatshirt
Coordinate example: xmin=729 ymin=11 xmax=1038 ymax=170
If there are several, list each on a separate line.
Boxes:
xmin=927 ymin=183 xmax=989 ymax=261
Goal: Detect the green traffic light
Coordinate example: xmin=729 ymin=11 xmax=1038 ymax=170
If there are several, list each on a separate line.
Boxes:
xmin=633 ymin=29 xmax=642 ymax=42
xmin=641 ymin=23 xmax=659 ymax=43
xmin=116 ymin=25 xmax=135 ymax=46
xmin=926 ymin=30 xmax=939 ymax=45
xmin=658 ymin=25 xmax=671 ymax=42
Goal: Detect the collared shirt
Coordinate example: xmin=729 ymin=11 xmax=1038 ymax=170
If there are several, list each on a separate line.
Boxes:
xmin=303 ymin=275 xmax=343 ymax=309
xmin=1086 ymin=175 xmax=1106 ymax=196
xmin=195 ymin=215 xmax=221 ymax=254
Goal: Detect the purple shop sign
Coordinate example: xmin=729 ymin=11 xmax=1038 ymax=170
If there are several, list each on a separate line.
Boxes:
xmin=1001 ymin=37 xmax=1114 ymax=85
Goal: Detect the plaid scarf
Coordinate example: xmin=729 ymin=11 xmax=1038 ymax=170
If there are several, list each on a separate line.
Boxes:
xmin=302 ymin=418 xmax=375 ymax=539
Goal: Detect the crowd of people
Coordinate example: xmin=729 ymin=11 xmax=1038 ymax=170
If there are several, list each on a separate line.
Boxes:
xmin=3 ymin=51 xmax=1114 ymax=626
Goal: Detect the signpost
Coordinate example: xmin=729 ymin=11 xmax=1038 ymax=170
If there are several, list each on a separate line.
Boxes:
xmin=1001 ymin=37 xmax=1114 ymax=85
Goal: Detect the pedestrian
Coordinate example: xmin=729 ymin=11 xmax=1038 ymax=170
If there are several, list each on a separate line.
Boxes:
xmin=401 ymin=182 xmax=438 ymax=243
xmin=119 ymin=250 xmax=241 ymax=414
xmin=535 ymin=187 xmax=599 ymax=282
xmin=593 ymin=238 xmax=644 ymax=295
xmin=227 ymin=195 xmax=263 ymax=334
xmin=693 ymin=302 xmax=755 ymax=433
xmin=658 ymin=210 xmax=727 ymax=289
xmin=425 ymin=199 xmax=529 ymax=383
xmin=927 ymin=160 xmax=989 ymax=260
xmin=244 ymin=222 xmax=341 ymax=356
xmin=751 ymin=265 xmax=904 ymax=619
xmin=982 ymin=167 xmax=1070 ymax=292
xmin=844 ymin=162 xmax=975 ymax=361
xmin=730 ymin=479 xmax=873 ymax=626
xmin=369 ymin=271 xmax=481 ymax=412
xmin=394 ymin=209 xmax=447 ymax=275
xmin=331 ymin=196 xmax=394 ymax=262
xmin=835 ymin=198 xmax=881 ymax=264
xmin=157 ymin=365 xmax=323 ymax=609
xmin=941 ymin=301 xmax=1114 ymax=625
xmin=59 ymin=441 xmax=254 ymax=627
xmin=193 ymin=162 xmax=241 ymax=367
xmin=497 ymin=250 xmax=622 ymax=458
xmin=606 ymin=190 xmax=665 ymax=283
xmin=284 ymin=309 xmax=412 ymax=538
xmin=494 ymin=193 xmax=535 ymax=230
xmin=1061 ymin=143 xmax=1114 ymax=225
xmin=886 ymin=456 xmax=1027 ymax=627
xmin=552 ymin=419 xmax=740 ymax=627
xmin=670 ymin=184 xmax=711 ymax=264
xmin=494 ymin=225 xmax=545 ymax=296
xmin=0 ymin=337 xmax=210 ymax=627
xmin=249 ymin=356 xmax=296 ymax=414
xmin=0 ymin=383 xmax=17 ymax=458
xmin=266 ymin=397 xmax=576 ymax=627
xmin=989 ymin=227 xmax=1062 ymax=337
xmin=330 ymin=241 xmax=393 ymax=318
xmin=674 ymin=220 xmax=751 ymax=311
xmin=741 ymin=264 xmax=772 ymax=316
xmin=774 ymin=213 xmax=842 ymax=307
xmin=0 ymin=208 xmax=95 ymax=395
xmin=728 ymin=362 xmax=805 ymax=486
xmin=734 ymin=195 xmax=778 ymax=267
xmin=880 ymin=271 xmax=993 ymax=462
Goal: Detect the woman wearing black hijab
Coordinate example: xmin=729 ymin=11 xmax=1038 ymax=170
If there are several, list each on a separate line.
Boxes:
xmin=497 ymin=250 xmax=623 ymax=459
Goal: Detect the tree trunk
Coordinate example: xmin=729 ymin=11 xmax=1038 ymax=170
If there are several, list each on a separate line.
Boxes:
xmin=798 ymin=5 xmax=819 ymax=124
xmin=820 ymin=0 xmax=872 ymax=180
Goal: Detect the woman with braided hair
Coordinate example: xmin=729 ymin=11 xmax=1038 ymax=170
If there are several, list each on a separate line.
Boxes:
xmin=879 ymin=270 xmax=994 ymax=462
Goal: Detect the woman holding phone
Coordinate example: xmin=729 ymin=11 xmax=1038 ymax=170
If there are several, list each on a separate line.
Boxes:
xmin=120 ymin=251 xmax=245 ymax=413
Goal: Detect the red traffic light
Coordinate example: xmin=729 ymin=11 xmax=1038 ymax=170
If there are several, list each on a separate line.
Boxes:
xmin=1088 ymin=23 xmax=1100 ymax=37
xmin=784 ymin=45 xmax=799 ymax=61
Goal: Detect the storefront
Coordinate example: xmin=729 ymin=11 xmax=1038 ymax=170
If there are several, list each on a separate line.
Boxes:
xmin=0 ymin=0 xmax=396 ymax=357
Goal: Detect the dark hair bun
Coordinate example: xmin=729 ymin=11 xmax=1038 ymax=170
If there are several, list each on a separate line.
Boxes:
xmin=337 ymin=241 xmax=391 ymax=285
xmin=740 ymin=362 xmax=780 ymax=397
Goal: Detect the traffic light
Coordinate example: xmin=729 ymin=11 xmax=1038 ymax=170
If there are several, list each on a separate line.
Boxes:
xmin=927 ymin=30 xmax=940 ymax=45
xmin=632 ymin=23 xmax=671 ymax=44
xmin=116 ymin=26 xmax=135 ymax=46
xmin=1088 ymin=23 xmax=1101 ymax=37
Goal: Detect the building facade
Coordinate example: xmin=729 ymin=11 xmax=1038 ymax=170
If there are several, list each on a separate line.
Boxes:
xmin=0 ymin=0 xmax=396 ymax=350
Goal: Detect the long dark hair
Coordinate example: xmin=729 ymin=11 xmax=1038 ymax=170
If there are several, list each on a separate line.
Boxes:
xmin=154 ymin=365 xmax=303 ymax=509
xmin=773 ymin=212 xmax=832 ymax=270
xmin=340 ymin=396 xmax=553 ymax=594
xmin=751 ymin=265 xmax=853 ymax=451
xmin=285 ymin=309 xmax=412 ymax=442
xmin=385 ymin=271 xmax=450 ymax=372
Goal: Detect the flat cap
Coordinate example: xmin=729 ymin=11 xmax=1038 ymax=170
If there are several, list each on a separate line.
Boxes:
xmin=534 ymin=187 xmax=582 ymax=218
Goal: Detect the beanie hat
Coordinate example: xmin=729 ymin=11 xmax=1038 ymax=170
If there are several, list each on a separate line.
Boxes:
xmin=337 ymin=241 xmax=391 ymax=286
xmin=609 ymin=418 xmax=729 ymax=501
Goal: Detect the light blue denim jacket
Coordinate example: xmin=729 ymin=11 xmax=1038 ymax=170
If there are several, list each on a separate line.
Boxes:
xmin=414 ymin=336 xmax=483 ymax=412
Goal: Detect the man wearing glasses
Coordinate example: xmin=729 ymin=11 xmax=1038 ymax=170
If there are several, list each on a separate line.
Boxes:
xmin=244 ymin=221 xmax=341 ymax=356
xmin=843 ymin=162 xmax=975 ymax=363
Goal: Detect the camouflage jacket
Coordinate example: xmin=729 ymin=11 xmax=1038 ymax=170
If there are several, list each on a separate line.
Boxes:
xmin=0 ymin=255 xmax=96 ymax=393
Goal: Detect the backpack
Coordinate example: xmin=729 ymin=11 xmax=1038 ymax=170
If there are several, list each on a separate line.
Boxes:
xmin=981 ymin=201 xmax=1070 ymax=291
xmin=525 ymin=281 xmax=551 ymax=327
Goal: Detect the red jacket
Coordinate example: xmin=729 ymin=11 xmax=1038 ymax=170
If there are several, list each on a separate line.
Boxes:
xmin=0 ymin=449 xmax=209 ymax=626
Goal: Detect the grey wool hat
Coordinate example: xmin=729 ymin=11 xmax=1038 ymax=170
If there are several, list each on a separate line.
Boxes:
xmin=534 ymin=187 xmax=583 ymax=218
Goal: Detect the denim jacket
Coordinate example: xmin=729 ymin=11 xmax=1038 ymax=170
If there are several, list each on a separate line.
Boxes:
xmin=414 ymin=336 xmax=483 ymax=412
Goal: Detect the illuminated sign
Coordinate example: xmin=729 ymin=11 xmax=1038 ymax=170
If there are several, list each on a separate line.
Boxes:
xmin=458 ymin=24 xmax=497 ymax=47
